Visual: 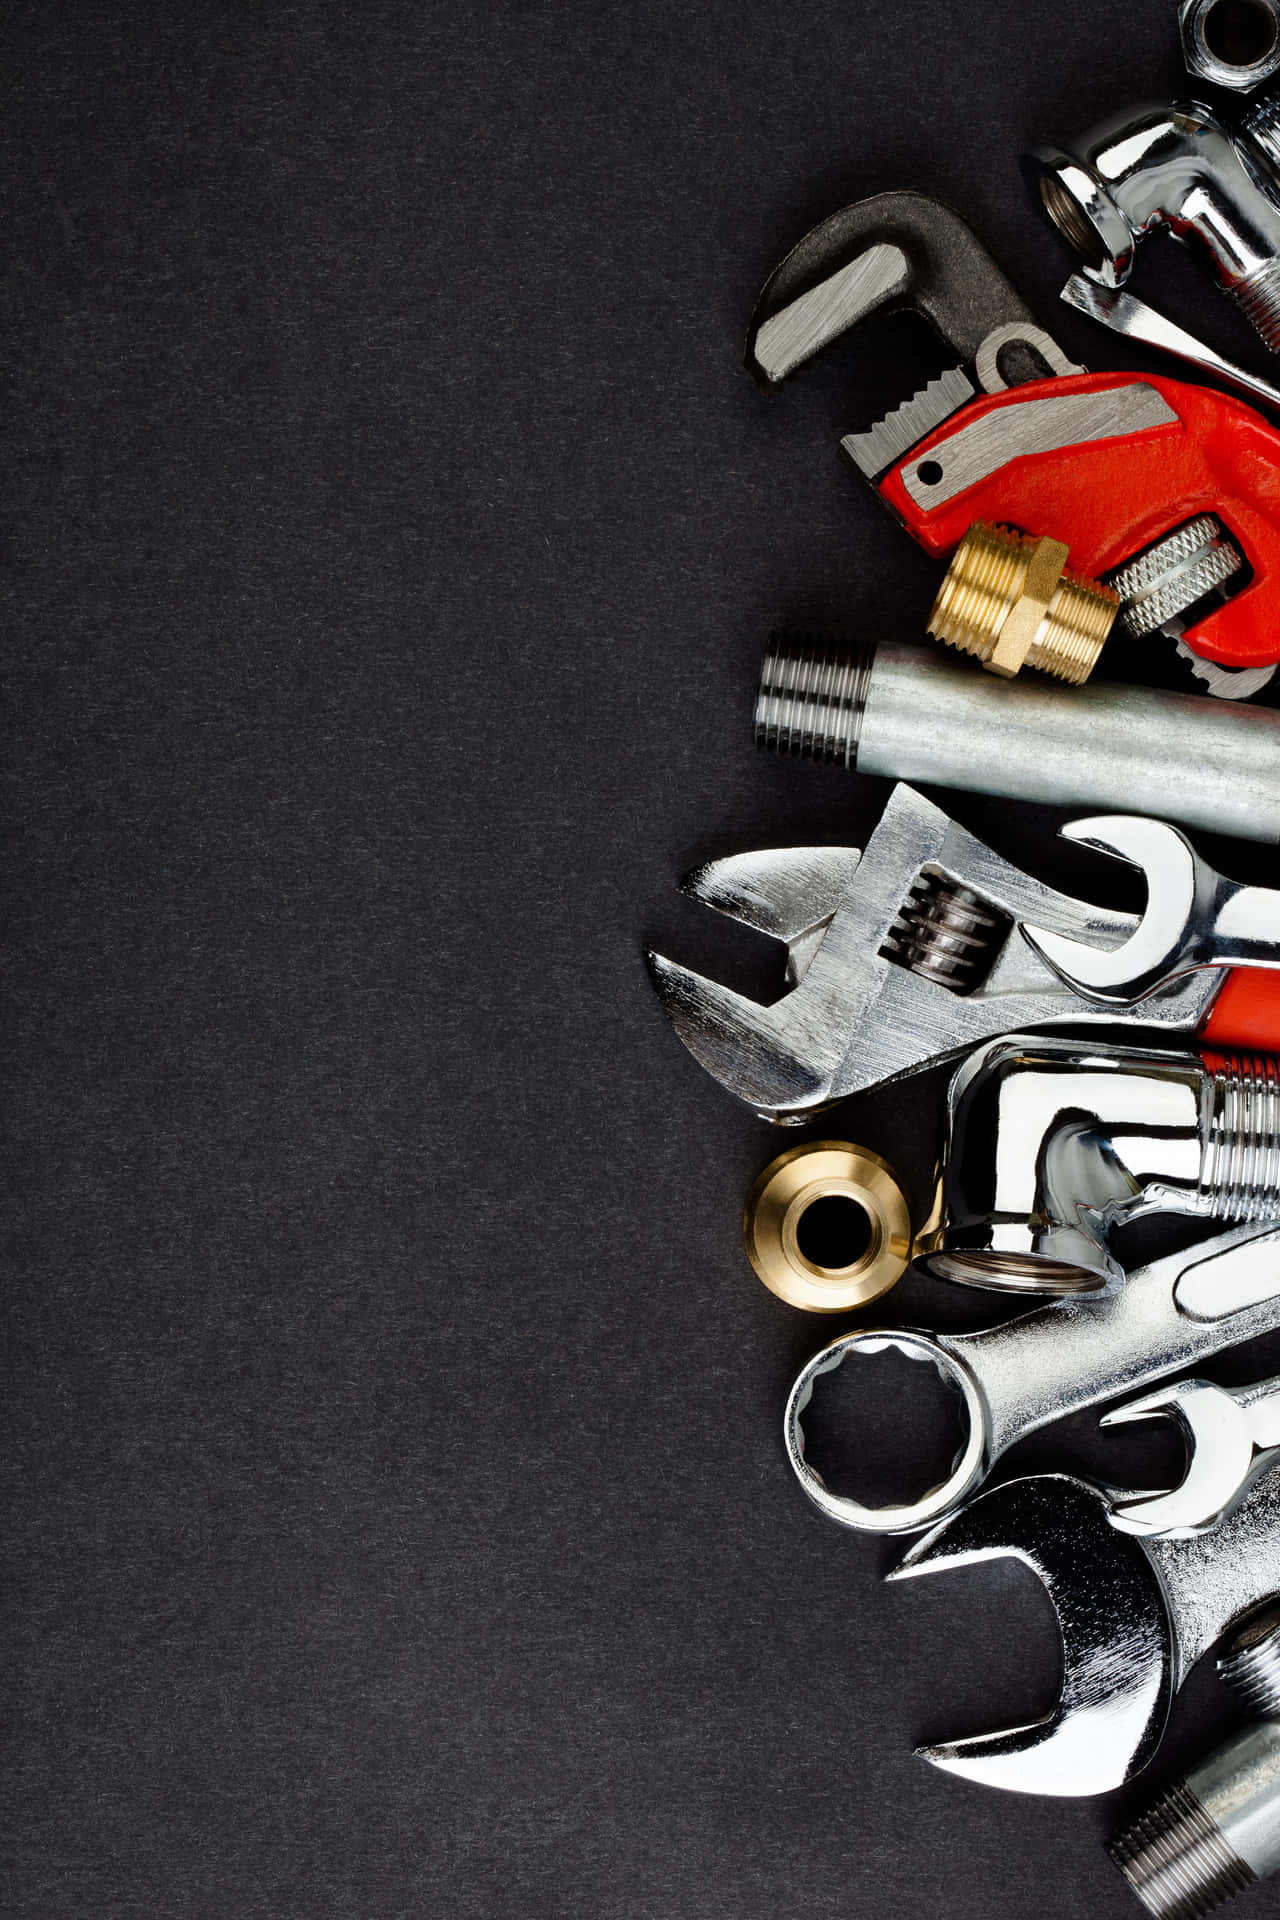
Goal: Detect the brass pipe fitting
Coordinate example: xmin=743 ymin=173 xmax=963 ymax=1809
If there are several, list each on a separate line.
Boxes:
xmin=927 ymin=521 xmax=1119 ymax=683
xmin=743 ymin=1141 xmax=912 ymax=1311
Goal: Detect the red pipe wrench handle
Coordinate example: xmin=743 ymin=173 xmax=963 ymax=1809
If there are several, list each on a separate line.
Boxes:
xmin=878 ymin=370 xmax=1280 ymax=670
xmin=1201 ymin=969 xmax=1280 ymax=1053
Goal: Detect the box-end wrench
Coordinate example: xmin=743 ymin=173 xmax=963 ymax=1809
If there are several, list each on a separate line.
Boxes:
xmin=785 ymin=1222 xmax=1280 ymax=1536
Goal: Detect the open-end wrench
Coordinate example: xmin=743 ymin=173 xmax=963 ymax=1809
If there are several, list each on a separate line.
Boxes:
xmin=785 ymin=1223 xmax=1280 ymax=1535
xmin=887 ymin=1465 xmax=1280 ymax=1796
xmin=646 ymin=782 xmax=1280 ymax=1122
xmin=1024 ymin=815 xmax=1280 ymax=1004
xmin=1104 ymin=1373 xmax=1280 ymax=1538
xmin=748 ymin=190 xmax=1280 ymax=682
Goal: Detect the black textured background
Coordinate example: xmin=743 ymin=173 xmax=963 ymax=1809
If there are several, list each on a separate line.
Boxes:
xmin=9 ymin=2 xmax=1280 ymax=1914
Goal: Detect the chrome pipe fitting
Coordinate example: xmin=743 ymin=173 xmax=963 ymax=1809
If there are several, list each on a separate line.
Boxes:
xmin=915 ymin=1037 xmax=1280 ymax=1295
xmin=1181 ymin=0 xmax=1280 ymax=93
xmin=754 ymin=638 xmax=1280 ymax=844
xmin=1110 ymin=1608 xmax=1280 ymax=1916
xmin=1027 ymin=100 xmax=1280 ymax=350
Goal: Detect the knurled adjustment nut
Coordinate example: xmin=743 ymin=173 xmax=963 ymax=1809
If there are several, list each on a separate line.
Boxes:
xmin=989 ymin=535 xmax=1070 ymax=677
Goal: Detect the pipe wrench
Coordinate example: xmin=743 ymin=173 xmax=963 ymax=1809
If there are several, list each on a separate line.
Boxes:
xmin=647 ymin=782 xmax=1280 ymax=1121
xmin=747 ymin=190 xmax=1280 ymax=690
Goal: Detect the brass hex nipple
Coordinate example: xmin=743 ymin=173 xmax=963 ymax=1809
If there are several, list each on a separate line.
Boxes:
xmin=927 ymin=521 xmax=1119 ymax=683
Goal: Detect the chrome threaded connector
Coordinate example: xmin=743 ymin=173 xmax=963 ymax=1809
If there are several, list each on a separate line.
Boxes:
xmin=1108 ymin=1610 xmax=1280 ymax=1916
xmin=927 ymin=522 xmax=1119 ymax=683
xmin=1233 ymin=259 xmax=1280 ymax=354
xmin=1109 ymin=1781 xmax=1256 ymax=1917
xmin=1201 ymin=1056 xmax=1280 ymax=1223
xmin=1219 ymin=1608 xmax=1280 ymax=1719
xmin=753 ymin=637 xmax=873 ymax=767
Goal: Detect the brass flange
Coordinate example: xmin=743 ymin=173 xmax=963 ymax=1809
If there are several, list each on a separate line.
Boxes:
xmin=743 ymin=1141 xmax=912 ymax=1312
xmin=927 ymin=520 xmax=1119 ymax=683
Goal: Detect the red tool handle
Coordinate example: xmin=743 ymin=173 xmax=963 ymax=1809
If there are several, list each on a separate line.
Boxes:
xmin=1200 ymin=969 xmax=1280 ymax=1053
xmin=879 ymin=370 xmax=1280 ymax=669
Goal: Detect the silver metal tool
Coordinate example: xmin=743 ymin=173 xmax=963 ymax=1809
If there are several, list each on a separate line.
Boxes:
xmin=1061 ymin=273 xmax=1280 ymax=415
xmin=645 ymin=783 xmax=1225 ymax=1124
xmin=1029 ymin=101 xmax=1280 ymax=350
xmin=785 ymin=1222 xmax=1280 ymax=1536
xmin=1110 ymin=1608 xmax=1280 ymax=1915
xmin=1024 ymin=816 xmax=1280 ymax=1002
xmin=754 ymin=638 xmax=1280 ymax=842
xmin=887 ymin=1463 xmax=1280 ymax=1796
xmin=920 ymin=1036 xmax=1280 ymax=1294
xmin=1105 ymin=1375 xmax=1280 ymax=1537
xmin=748 ymin=190 xmax=1278 ymax=689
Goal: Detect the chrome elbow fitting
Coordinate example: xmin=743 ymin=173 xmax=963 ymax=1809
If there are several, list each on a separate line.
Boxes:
xmin=1028 ymin=100 xmax=1280 ymax=350
xmin=915 ymin=1036 xmax=1280 ymax=1296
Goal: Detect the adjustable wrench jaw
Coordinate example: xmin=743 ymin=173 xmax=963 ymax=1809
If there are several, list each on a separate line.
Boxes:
xmin=647 ymin=784 xmax=1225 ymax=1121
xmin=889 ymin=1466 xmax=1280 ymax=1797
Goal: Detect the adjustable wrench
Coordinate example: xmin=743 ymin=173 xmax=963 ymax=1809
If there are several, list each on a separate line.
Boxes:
xmin=647 ymin=781 xmax=1280 ymax=1121
xmin=785 ymin=1222 xmax=1280 ymax=1536
xmin=748 ymin=189 xmax=1280 ymax=685
xmin=1024 ymin=815 xmax=1280 ymax=1002
xmin=889 ymin=1463 xmax=1280 ymax=1796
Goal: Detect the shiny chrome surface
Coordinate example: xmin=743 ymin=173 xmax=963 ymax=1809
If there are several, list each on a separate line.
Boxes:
xmin=919 ymin=1036 xmax=1280 ymax=1294
xmin=1024 ymin=816 xmax=1280 ymax=1002
xmin=1060 ymin=273 xmax=1280 ymax=412
xmin=784 ymin=1222 xmax=1280 ymax=1535
xmin=887 ymin=1464 xmax=1280 ymax=1796
xmin=1181 ymin=0 xmax=1280 ymax=93
xmin=645 ymin=783 xmax=1224 ymax=1123
xmin=1105 ymin=1374 xmax=1280 ymax=1536
xmin=1029 ymin=102 xmax=1280 ymax=349
xmin=755 ymin=639 xmax=1280 ymax=842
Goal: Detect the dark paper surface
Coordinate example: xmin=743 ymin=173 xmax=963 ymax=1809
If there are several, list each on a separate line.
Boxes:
xmin=8 ymin=2 xmax=1280 ymax=1913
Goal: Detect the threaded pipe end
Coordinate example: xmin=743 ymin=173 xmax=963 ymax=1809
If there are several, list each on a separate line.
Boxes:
xmin=1243 ymin=93 xmax=1280 ymax=177
xmin=1109 ymin=1781 xmax=1256 ymax=1917
xmin=754 ymin=637 xmax=874 ymax=767
xmin=1219 ymin=1607 xmax=1280 ymax=1717
xmin=1200 ymin=1055 xmax=1280 ymax=1222
xmin=927 ymin=522 xmax=1117 ymax=683
xmin=1231 ymin=260 xmax=1280 ymax=354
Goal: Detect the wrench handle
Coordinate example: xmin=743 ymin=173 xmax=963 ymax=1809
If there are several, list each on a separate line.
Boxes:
xmin=1200 ymin=968 xmax=1280 ymax=1053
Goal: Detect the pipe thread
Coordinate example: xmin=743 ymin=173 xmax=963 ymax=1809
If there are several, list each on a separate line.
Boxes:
xmin=1108 ymin=1781 xmax=1256 ymax=1918
xmin=754 ymin=637 xmax=873 ymax=766
xmin=1243 ymin=94 xmax=1280 ymax=178
xmin=928 ymin=522 xmax=1117 ymax=683
xmin=1201 ymin=1055 xmax=1280 ymax=1221
xmin=1231 ymin=260 xmax=1280 ymax=353
xmin=1218 ymin=1611 xmax=1280 ymax=1718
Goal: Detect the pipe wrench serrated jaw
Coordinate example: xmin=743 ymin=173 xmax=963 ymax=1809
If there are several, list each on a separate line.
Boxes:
xmin=744 ymin=190 xmax=1077 ymax=478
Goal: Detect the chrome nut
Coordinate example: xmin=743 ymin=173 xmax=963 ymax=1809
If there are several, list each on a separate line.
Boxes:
xmin=1180 ymin=0 xmax=1280 ymax=92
